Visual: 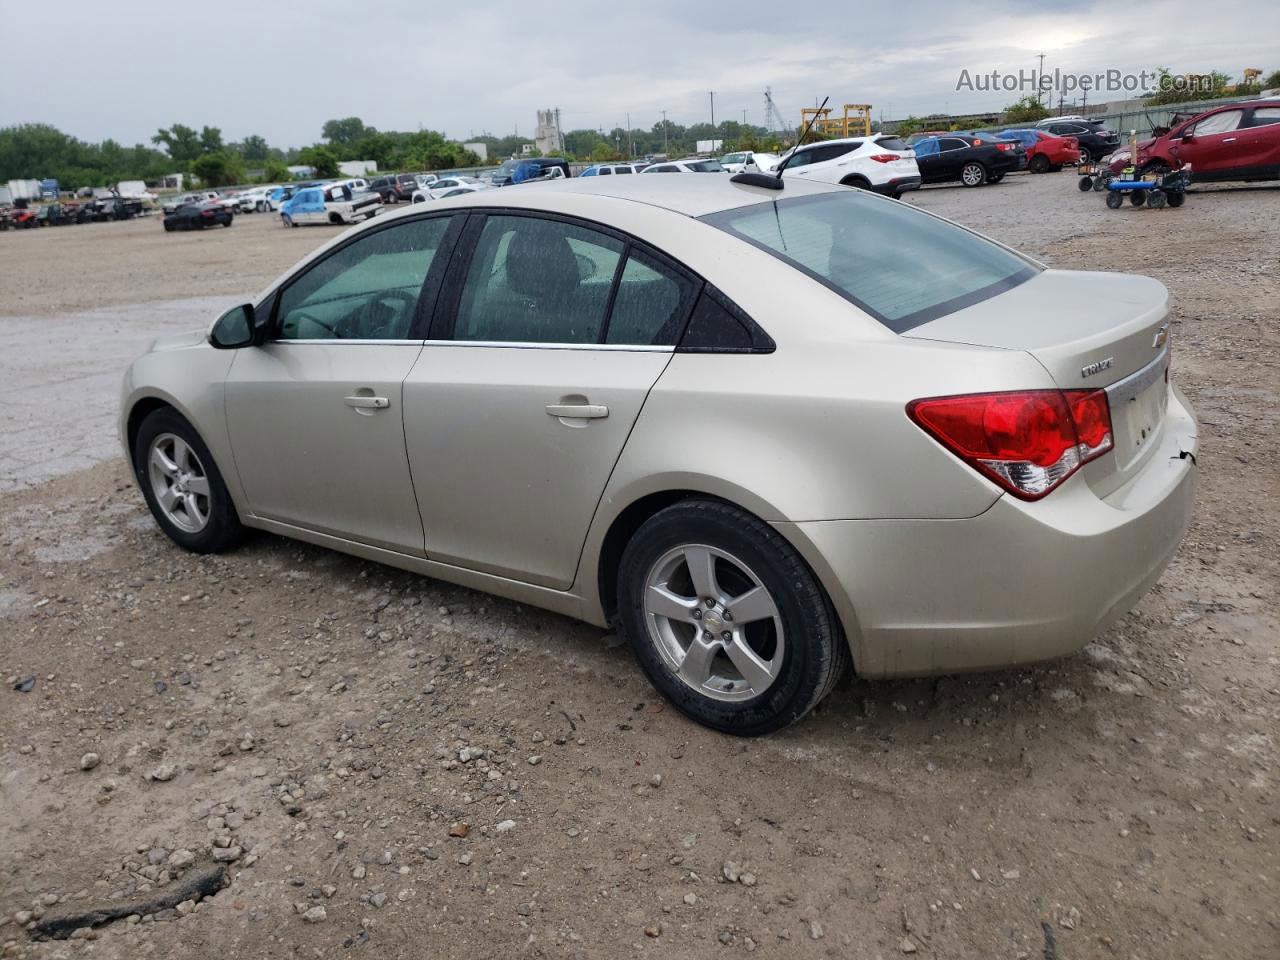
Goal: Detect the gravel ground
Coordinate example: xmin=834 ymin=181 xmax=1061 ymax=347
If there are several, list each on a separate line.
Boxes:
xmin=0 ymin=176 xmax=1277 ymax=959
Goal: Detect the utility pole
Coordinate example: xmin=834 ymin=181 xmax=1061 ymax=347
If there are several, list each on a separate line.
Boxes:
xmin=661 ymin=110 xmax=668 ymax=154
xmin=1037 ymin=53 xmax=1046 ymax=106
xmin=626 ymin=112 xmax=632 ymax=159
xmin=709 ymin=91 xmax=715 ymax=133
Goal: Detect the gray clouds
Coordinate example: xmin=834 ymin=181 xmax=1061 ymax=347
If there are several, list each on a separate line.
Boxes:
xmin=2 ymin=0 xmax=1275 ymax=146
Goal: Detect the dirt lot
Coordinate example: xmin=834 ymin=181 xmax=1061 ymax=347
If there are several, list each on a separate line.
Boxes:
xmin=1 ymin=178 xmax=1277 ymax=960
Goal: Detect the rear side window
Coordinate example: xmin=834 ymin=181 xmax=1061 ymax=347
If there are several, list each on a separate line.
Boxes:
xmin=599 ymin=167 xmax=613 ymax=175
xmin=1250 ymin=107 xmax=1280 ymax=126
xmin=454 ymin=216 xmax=623 ymax=344
xmin=604 ymin=250 xmax=694 ymax=346
xmin=702 ymin=192 xmax=1038 ymax=333
xmin=875 ymin=137 xmax=908 ymax=151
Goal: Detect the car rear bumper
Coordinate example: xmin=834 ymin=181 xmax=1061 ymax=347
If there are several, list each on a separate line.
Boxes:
xmin=872 ymin=176 xmax=922 ymax=195
xmin=779 ymin=384 xmax=1198 ymax=679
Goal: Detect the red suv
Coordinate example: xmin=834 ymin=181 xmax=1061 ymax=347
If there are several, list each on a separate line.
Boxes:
xmin=1107 ymin=100 xmax=1280 ymax=183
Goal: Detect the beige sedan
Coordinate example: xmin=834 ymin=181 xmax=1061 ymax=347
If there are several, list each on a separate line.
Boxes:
xmin=120 ymin=175 xmax=1197 ymax=734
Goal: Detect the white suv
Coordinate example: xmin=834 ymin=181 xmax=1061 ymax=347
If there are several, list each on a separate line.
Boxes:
xmin=777 ymin=136 xmax=920 ymax=198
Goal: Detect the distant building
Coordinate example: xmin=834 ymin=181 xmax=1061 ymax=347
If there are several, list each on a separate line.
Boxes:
xmin=534 ymin=108 xmax=564 ymax=155
xmin=287 ymin=165 xmax=315 ymax=180
xmin=339 ymin=160 xmax=378 ymax=177
xmin=464 ymin=142 xmax=488 ymax=163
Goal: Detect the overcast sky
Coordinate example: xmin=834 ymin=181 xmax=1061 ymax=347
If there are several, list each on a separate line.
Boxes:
xmin=2 ymin=0 xmax=1276 ymax=148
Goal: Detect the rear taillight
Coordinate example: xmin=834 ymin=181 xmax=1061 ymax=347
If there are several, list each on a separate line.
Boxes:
xmin=869 ymin=154 xmax=899 ymax=163
xmin=201 ymin=208 xmax=216 ymax=216
xmin=996 ymin=142 xmax=1016 ymax=152
xmin=907 ymin=389 xmax=1113 ymax=500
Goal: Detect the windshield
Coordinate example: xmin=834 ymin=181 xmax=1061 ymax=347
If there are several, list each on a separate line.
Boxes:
xmin=702 ymin=192 xmax=1038 ymax=332
xmin=723 ymin=153 xmax=747 ymax=163
xmin=497 ymin=159 xmax=521 ymax=174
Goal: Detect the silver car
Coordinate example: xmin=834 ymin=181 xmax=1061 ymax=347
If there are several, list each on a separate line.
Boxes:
xmin=120 ymin=176 xmax=1197 ymax=735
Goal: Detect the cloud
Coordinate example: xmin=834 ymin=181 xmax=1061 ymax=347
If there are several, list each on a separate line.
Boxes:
xmin=1 ymin=0 xmax=1274 ymax=148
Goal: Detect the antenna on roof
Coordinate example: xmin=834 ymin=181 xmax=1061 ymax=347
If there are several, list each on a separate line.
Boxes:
xmin=731 ymin=95 xmax=829 ymax=191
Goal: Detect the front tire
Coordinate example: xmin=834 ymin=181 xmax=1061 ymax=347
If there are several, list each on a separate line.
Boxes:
xmin=132 ymin=407 xmax=244 ymax=554
xmin=617 ymin=500 xmax=848 ymax=736
xmin=960 ymin=162 xmax=986 ymax=187
xmin=1029 ymin=154 xmax=1050 ymax=174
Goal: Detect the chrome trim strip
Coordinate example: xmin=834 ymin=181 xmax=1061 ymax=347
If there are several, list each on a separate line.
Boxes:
xmin=1106 ymin=346 xmax=1169 ymax=404
xmin=269 ymin=339 xmax=424 ymax=345
xmin=421 ymin=340 xmax=675 ymax=353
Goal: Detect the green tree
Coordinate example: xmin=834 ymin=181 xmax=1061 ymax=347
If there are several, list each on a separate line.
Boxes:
xmin=1147 ymin=67 xmax=1232 ymax=105
xmin=1002 ymin=95 xmax=1049 ymax=124
xmin=261 ymin=159 xmax=291 ymax=183
xmin=298 ymin=145 xmax=340 ymax=178
xmin=1263 ymin=68 xmax=1280 ymax=89
xmin=152 ymin=124 xmax=203 ymax=168
xmin=238 ymin=134 xmax=270 ymax=166
xmin=322 ymin=117 xmax=370 ymax=150
xmin=191 ymin=151 xmax=246 ymax=187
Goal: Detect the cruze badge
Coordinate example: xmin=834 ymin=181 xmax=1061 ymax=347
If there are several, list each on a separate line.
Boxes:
xmin=1081 ymin=357 xmax=1114 ymax=379
xmin=1152 ymin=324 xmax=1170 ymax=349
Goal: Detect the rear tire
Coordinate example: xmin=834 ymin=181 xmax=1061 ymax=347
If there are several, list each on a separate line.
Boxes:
xmin=1130 ymin=191 xmax=1146 ymax=207
xmin=1029 ymin=155 xmax=1050 ymax=173
xmin=1106 ymin=190 xmax=1125 ymax=209
xmin=617 ymin=499 xmax=848 ymax=736
xmin=1166 ymin=191 xmax=1185 ymax=207
xmin=1147 ymin=189 xmax=1167 ymax=209
xmin=1078 ymin=176 xmax=1093 ymax=191
xmin=132 ymin=407 xmax=244 ymax=554
xmin=960 ymin=162 xmax=986 ymax=187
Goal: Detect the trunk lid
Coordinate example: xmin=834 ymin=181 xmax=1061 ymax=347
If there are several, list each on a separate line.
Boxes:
xmin=905 ymin=269 xmax=1172 ymax=494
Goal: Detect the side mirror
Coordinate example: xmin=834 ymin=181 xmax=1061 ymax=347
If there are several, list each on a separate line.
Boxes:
xmin=209 ymin=303 xmax=255 ymax=349
xmin=1181 ymin=134 xmax=1196 ymax=144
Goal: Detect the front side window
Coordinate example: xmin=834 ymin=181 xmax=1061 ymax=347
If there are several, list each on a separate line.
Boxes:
xmin=579 ymin=166 xmax=598 ymax=176
xmin=599 ymin=167 xmax=613 ymax=175
xmin=1191 ymin=110 xmax=1244 ymax=136
xmin=703 ymin=192 xmax=1038 ymax=333
xmin=276 ymin=217 xmax=453 ymax=341
xmin=454 ymin=216 xmax=623 ymax=344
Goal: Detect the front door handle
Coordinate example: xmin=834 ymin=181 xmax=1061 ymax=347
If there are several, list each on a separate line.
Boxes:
xmin=344 ymin=395 xmax=389 ymax=409
xmin=1221 ymin=137 xmax=1237 ymax=142
xmin=545 ymin=403 xmax=608 ymax=419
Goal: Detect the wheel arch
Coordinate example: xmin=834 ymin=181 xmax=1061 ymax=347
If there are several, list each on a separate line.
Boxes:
xmin=587 ymin=485 xmax=861 ymax=671
xmin=839 ymin=174 xmax=872 ymax=189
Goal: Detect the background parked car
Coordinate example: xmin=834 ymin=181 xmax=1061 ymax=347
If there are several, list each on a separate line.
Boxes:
xmin=720 ymin=150 xmax=782 ymax=173
xmin=997 ymin=129 xmax=1081 ymax=172
xmin=775 ymin=135 xmax=920 ymax=197
xmin=411 ymin=177 xmax=485 ymax=203
xmin=912 ymin=133 xmax=1024 ymax=187
xmin=1035 ymin=118 xmax=1120 ymax=163
xmin=1105 ymin=100 xmax=1280 ymax=183
xmin=162 ymin=191 xmax=219 ymax=215
xmin=578 ymin=163 xmax=644 ymax=177
xmin=369 ymin=174 xmax=419 ymax=203
xmin=163 ymin=201 xmax=233 ymax=231
xmin=641 ymin=158 xmax=727 ymax=173
xmin=489 ymin=156 xmax=573 ymax=185
xmin=95 ymin=197 xmax=144 ymax=220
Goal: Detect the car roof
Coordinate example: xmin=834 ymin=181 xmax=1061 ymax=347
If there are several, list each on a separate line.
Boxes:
xmin=391 ymin=173 xmax=846 ymax=220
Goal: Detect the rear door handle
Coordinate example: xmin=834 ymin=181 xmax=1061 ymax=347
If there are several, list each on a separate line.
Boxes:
xmin=545 ymin=403 xmax=609 ymax=419
xmin=344 ymin=395 xmax=389 ymax=409
xmin=1222 ymin=137 xmax=1237 ymax=142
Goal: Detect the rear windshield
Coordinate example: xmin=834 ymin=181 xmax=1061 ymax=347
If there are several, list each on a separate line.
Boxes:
xmin=874 ymin=136 xmax=908 ymax=151
xmin=701 ymin=192 xmax=1038 ymax=332
xmin=686 ymin=159 xmax=725 ymax=172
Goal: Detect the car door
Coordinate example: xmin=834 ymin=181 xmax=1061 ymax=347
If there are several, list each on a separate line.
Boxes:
xmin=922 ymin=138 xmax=961 ymax=181
xmin=402 ymin=212 xmax=698 ymax=589
xmin=224 ymin=214 xmax=462 ymax=553
xmin=1239 ymin=106 xmax=1280 ymax=177
xmin=1174 ymin=109 xmax=1247 ymax=179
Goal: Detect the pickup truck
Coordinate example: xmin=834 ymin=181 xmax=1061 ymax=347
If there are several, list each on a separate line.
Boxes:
xmin=280 ymin=182 xmax=382 ymax=226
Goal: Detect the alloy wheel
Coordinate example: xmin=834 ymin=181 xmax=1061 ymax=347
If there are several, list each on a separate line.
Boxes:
xmin=643 ymin=544 xmax=785 ymax=702
xmin=962 ymin=163 xmax=985 ymax=186
xmin=147 ymin=433 xmax=211 ymax=533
